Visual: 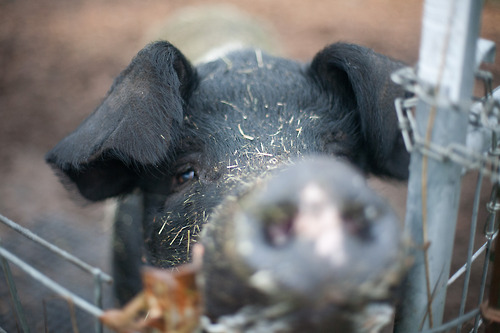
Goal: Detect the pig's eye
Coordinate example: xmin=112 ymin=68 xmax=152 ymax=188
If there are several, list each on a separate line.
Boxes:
xmin=174 ymin=168 xmax=197 ymax=187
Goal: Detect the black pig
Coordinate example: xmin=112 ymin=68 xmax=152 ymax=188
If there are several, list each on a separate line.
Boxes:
xmin=46 ymin=41 xmax=409 ymax=327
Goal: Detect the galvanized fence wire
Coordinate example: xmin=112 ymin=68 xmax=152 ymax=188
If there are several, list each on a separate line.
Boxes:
xmin=0 ymin=213 xmax=112 ymax=333
xmin=392 ymin=68 xmax=500 ymax=182
xmin=392 ymin=63 xmax=500 ymax=332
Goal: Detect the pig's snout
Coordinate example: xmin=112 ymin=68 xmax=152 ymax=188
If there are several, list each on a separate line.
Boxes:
xmin=202 ymin=158 xmax=408 ymax=330
xmin=234 ymin=160 xmax=402 ymax=301
xmin=262 ymin=182 xmax=374 ymax=257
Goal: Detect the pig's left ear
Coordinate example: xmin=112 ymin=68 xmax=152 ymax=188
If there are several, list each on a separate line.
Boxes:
xmin=46 ymin=41 xmax=197 ymax=200
xmin=309 ymin=43 xmax=409 ymax=179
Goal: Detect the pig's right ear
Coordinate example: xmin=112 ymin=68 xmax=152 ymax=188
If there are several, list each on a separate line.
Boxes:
xmin=309 ymin=43 xmax=409 ymax=180
xmin=46 ymin=41 xmax=197 ymax=201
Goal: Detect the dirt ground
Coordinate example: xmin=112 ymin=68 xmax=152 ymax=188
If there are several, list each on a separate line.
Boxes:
xmin=1 ymin=0 xmax=500 ymax=332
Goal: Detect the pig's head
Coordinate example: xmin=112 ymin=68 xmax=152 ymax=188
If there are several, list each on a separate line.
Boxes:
xmin=46 ymin=41 xmax=409 ymax=317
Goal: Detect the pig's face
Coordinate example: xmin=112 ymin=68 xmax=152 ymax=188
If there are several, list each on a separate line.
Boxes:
xmin=140 ymin=49 xmax=334 ymax=268
xmin=46 ymin=41 xmax=409 ymax=311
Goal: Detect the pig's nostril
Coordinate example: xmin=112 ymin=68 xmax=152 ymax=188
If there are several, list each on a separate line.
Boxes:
xmin=258 ymin=204 xmax=297 ymax=247
xmin=341 ymin=205 xmax=375 ymax=241
xmin=265 ymin=216 xmax=295 ymax=247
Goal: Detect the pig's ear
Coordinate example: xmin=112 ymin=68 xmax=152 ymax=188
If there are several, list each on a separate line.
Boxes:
xmin=46 ymin=41 xmax=197 ymax=201
xmin=309 ymin=43 xmax=409 ymax=179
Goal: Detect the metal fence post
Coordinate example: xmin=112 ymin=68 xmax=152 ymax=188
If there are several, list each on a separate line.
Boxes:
xmin=394 ymin=0 xmax=484 ymax=331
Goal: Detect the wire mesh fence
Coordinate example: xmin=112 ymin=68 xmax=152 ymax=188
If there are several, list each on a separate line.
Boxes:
xmin=391 ymin=78 xmax=500 ymax=332
xmin=0 ymin=213 xmax=113 ymax=333
xmin=391 ymin=0 xmax=500 ymax=331
xmin=0 ymin=215 xmax=112 ymax=332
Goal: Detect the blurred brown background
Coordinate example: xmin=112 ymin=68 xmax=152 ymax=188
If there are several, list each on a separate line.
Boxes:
xmin=1 ymin=0 xmax=500 ymax=331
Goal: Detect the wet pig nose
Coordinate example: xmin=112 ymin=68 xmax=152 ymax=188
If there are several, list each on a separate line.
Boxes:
xmin=201 ymin=157 xmax=408 ymax=328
